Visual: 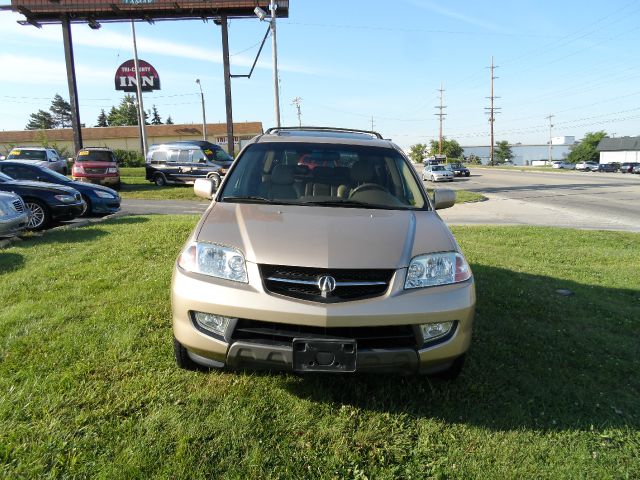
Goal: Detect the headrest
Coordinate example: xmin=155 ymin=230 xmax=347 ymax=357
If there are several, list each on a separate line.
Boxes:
xmin=313 ymin=166 xmax=334 ymax=180
xmin=270 ymin=164 xmax=295 ymax=185
xmin=350 ymin=161 xmax=374 ymax=183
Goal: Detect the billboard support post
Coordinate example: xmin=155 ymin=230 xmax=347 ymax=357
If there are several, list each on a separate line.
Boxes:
xmin=220 ymin=14 xmax=234 ymax=157
xmin=131 ymin=20 xmax=147 ymax=155
xmin=61 ymin=14 xmax=82 ymax=153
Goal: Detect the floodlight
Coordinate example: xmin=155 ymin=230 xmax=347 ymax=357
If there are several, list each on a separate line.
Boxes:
xmin=254 ymin=6 xmax=267 ymax=21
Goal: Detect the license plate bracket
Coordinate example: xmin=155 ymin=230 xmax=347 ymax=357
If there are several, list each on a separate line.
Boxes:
xmin=292 ymin=338 xmax=357 ymax=373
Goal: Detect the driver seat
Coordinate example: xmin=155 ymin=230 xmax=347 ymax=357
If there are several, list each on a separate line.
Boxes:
xmin=348 ymin=160 xmax=376 ymax=196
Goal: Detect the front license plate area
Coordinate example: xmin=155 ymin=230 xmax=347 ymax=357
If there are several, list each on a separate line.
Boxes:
xmin=292 ymin=338 xmax=357 ymax=373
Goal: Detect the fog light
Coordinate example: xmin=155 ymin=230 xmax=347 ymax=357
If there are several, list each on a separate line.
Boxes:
xmin=420 ymin=321 xmax=454 ymax=342
xmin=193 ymin=312 xmax=234 ymax=337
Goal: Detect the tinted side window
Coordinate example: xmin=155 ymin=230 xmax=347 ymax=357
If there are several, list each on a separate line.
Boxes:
xmin=151 ymin=151 xmax=168 ymax=164
xmin=3 ymin=165 xmax=39 ymax=181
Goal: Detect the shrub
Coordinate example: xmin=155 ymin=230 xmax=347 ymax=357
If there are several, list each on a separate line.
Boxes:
xmin=113 ymin=149 xmax=145 ymax=167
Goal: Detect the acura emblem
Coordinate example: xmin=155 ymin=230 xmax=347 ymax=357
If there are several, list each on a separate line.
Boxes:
xmin=317 ymin=275 xmax=337 ymax=297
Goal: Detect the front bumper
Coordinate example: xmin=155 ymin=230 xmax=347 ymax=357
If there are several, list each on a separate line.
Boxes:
xmin=73 ymin=175 xmax=120 ymax=186
xmin=51 ymin=202 xmax=85 ymax=221
xmin=91 ymin=196 xmax=121 ymax=214
xmin=0 ymin=211 xmax=29 ymax=237
xmin=172 ymin=263 xmax=475 ymax=374
xmin=434 ymin=175 xmax=454 ymax=182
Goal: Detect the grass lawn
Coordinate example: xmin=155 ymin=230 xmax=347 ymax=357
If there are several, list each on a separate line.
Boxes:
xmin=120 ymin=167 xmax=485 ymax=204
xmin=1 ymin=217 xmax=638 ymax=478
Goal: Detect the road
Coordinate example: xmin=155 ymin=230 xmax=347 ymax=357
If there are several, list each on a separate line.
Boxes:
xmin=119 ymin=169 xmax=640 ymax=232
xmin=435 ymin=168 xmax=640 ymax=232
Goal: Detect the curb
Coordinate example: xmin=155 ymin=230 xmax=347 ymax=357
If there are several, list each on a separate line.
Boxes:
xmin=0 ymin=212 xmax=122 ymax=250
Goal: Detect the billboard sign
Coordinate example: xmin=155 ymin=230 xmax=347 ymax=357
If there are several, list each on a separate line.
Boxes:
xmin=114 ymin=59 xmax=160 ymax=92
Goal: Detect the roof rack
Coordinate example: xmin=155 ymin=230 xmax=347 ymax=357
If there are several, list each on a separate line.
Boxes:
xmin=264 ymin=126 xmax=383 ymax=139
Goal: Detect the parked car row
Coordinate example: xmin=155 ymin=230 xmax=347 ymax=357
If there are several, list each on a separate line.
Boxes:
xmin=575 ymin=161 xmax=640 ymax=173
xmin=421 ymin=162 xmax=470 ymax=182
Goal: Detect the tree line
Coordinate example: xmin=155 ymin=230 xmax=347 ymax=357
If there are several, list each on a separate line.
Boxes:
xmin=25 ymin=94 xmax=173 ymax=130
xmin=408 ymin=132 xmax=608 ymax=165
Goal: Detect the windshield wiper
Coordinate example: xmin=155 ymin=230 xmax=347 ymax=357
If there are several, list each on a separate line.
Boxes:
xmin=300 ymin=199 xmax=400 ymax=210
xmin=222 ymin=195 xmax=274 ymax=204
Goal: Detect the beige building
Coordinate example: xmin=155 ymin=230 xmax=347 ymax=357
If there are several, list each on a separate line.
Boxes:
xmin=0 ymin=122 xmax=263 ymax=156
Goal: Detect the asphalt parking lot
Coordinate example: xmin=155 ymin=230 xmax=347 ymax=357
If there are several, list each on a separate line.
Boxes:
xmin=118 ymin=168 xmax=640 ymax=232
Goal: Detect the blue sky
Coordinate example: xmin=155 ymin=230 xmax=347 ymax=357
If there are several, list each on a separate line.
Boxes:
xmin=1 ymin=0 xmax=639 ymax=149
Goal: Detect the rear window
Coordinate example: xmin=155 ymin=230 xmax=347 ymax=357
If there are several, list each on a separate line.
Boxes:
xmin=7 ymin=149 xmax=46 ymax=160
xmin=76 ymin=150 xmax=116 ymax=162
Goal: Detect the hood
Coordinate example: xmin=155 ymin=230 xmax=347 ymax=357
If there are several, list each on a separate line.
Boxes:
xmin=196 ymin=203 xmax=456 ymax=269
xmin=8 ymin=180 xmax=79 ymax=195
xmin=71 ymin=181 xmax=118 ymax=196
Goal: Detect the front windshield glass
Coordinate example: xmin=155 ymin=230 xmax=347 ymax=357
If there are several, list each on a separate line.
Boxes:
xmin=7 ymin=149 xmax=46 ymax=160
xmin=45 ymin=169 xmax=72 ymax=182
xmin=0 ymin=172 xmax=14 ymax=182
xmin=432 ymin=165 xmax=446 ymax=171
xmin=76 ymin=150 xmax=115 ymax=162
xmin=219 ymin=142 xmax=426 ymax=210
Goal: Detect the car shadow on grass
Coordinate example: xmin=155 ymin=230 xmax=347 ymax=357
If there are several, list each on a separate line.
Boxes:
xmin=0 ymin=252 xmax=24 ymax=275
xmin=282 ymin=264 xmax=640 ymax=432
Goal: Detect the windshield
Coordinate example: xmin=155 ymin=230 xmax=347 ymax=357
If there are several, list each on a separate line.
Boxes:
xmin=0 ymin=172 xmax=13 ymax=182
xmin=432 ymin=165 xmax=446 ymax=171
xmin=204 ymin=148 xmax=233 ymax=163
xmin=7 ymin=149 xmax=46 ymax=160
xmin=219 ymin=142 xmax=426 ymax=210
xmin=76 ymin=150 xmax=116 ymax=162
xmin=45 ymin=169 xmax=72 ymax=182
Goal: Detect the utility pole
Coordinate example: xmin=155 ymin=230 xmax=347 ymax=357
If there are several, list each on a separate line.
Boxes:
xmin=196 ymin=79 xmax=207 ymax=141
xmin=434 ymin=82 xmax=447 ymax=155
xmin=546 ymin=114 xmax=555 ymax=164
xmin=291 ymin=97 xmax=302 ymax=126
xmin=131 ymin=20 xmax=147 ymax=155
xmin=270 ymin=0 xmax=281 ymax=127
xmin=485 ymin=56 xmax=500 ymax=165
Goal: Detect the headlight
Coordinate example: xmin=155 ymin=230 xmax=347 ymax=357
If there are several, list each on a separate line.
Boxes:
xmin=177 ymin=242 xmax=248 ymax=283
xmin=405 ymin=252 xmax=471 ymax=289
xmin=95 ymin=191 xmax=115 ymax=199
xmin=54 ymin=194 xmax=76 ymax=203
xmin=107 ymin=167 xmax=118 ymax=174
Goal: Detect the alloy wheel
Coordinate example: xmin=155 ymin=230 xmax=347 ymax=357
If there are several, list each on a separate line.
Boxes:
xmin=25 ymin=202 xmax=45 ymax=229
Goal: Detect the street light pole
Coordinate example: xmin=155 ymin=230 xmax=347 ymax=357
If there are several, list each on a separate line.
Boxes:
xmin=270 ymin=0 xmax=281 ymax=127
xmin=196 ymin=79 xmax=207 ymax=141
xmin=131 ymin=20 xmax=147 ymax=155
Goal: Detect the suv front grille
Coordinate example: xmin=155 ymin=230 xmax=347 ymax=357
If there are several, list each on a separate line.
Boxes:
xmin=85 ymin=168 xmax=107 ymax=174
xmin=232 ymin=319 xmax=418 ymax=349
xmin=12 ymin=199 xmax=24 ymax=213
xmin=259 ymin=264 xmax=394 ymax=303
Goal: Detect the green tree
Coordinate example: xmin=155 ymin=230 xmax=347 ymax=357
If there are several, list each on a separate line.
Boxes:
xmin=495 ymin=140 xmax=513 ymax=164
xmin=428 ymin=137 xmax=463 ymax=159
xmin=407 ymin=143 xmax=427 ymax=163
xmin=25 ymin=110 xmax=55 ymax=130
xmin=106 ymin=95 xmax=139 ymax=126
xmin=50 ymin=94 xmax=72 ymax=128
xmin=165 ymin=115 xmax=174 ymax=125
xmin=566 ymin=131 xmax=607 ymax=164
xmin=150 ymin=105 xmax=162 ymax=125
xmin=95 ymin=109 xmax=108 ymax=127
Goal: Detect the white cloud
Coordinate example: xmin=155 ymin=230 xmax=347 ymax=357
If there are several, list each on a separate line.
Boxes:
xmin=405 ymin=0 xmax=505 ymax=32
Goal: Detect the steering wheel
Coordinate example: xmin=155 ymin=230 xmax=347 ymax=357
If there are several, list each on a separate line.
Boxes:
xmin=349 ymin=183 xmax=388 ymax=198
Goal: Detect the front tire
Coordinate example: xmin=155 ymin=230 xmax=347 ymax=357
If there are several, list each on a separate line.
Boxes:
xmin=80 ymin=195 xmax=92 ymax=217
xmin=207 ymin=173 xmax=221 ymax=190
xmin=24 ymin=199 xmax=51 ymax=230
xmin=432 ymin=354 xmax=466 ymax=380
xmin=154 ymin=173 xmax=167 ymax=187
xmin=431 ymin=175 xmax=436 ymax=182
xmin=173 ymin=337 xmax=203 ymax=371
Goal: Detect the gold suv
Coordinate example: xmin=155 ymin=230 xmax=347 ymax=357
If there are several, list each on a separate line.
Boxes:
xmin=172 ymin=128 xmax=475 ymax=378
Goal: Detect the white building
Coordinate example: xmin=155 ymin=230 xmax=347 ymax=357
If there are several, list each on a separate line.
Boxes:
xmin=597 ymin=136 xmax=640 ymax=164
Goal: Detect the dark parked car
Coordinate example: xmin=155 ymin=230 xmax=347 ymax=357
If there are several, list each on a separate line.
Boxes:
xmin=0 ymin=171 xmax=84 ymax=230
xmin=633 ymin=165 xmax=640 ymax=174
xmin=597 ymin=163 xmax=618 ymax=173
xmin=0 ymin=161 xmax=120 ymax=217
xmin=145 ymin=141 xmax=233 ymax=189
xmin=620 ymin=162 xmax=639 ymax=173
xmin=447 ymin=162 xmax=470 ymax=177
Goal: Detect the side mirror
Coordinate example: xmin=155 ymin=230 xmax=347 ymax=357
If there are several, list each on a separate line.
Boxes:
xmin=198 ymin=158 xmax=207 ymax=164
xmin=432 ymin=189 xmax=456 ymax=210
xmin=194 ymin=178 xmax=215 ymax=199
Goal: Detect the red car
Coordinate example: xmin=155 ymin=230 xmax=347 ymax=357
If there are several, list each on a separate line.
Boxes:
xmin=72 ymin=148 xmax=121 ymax=190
